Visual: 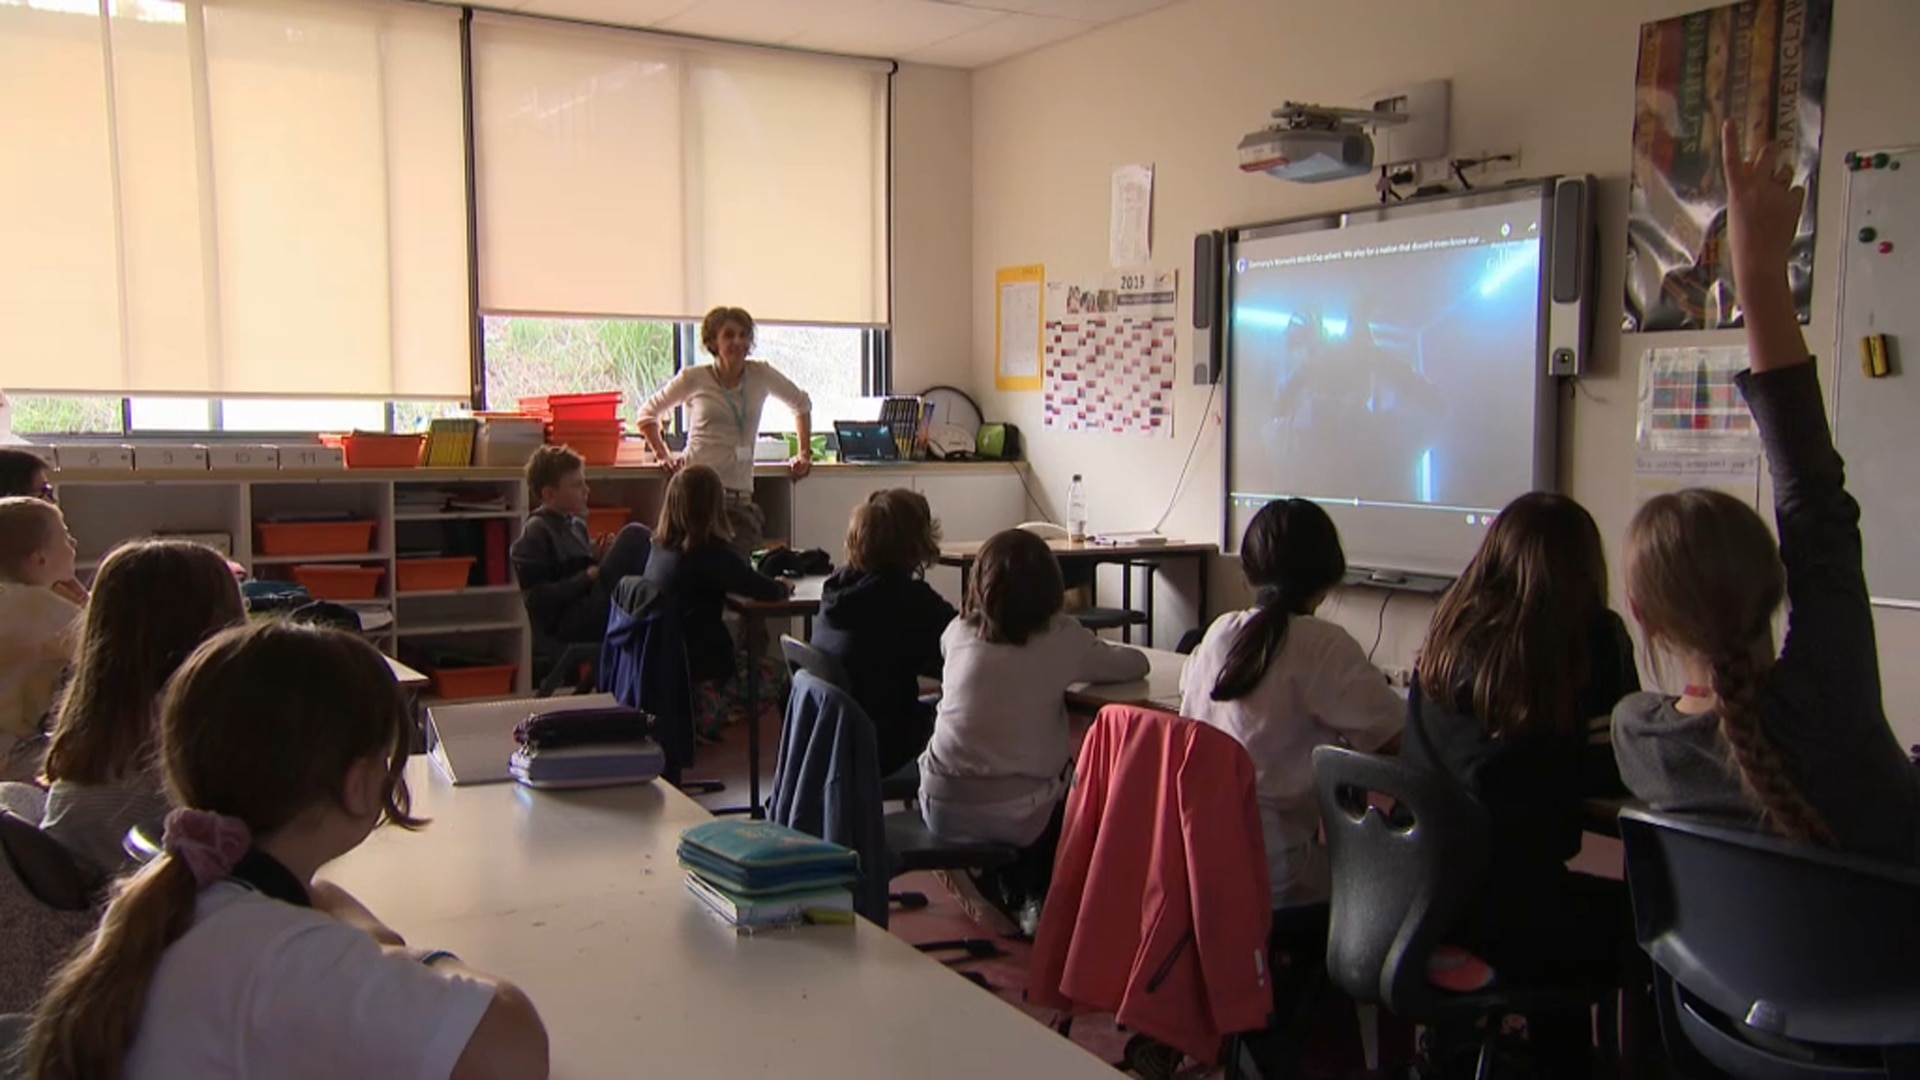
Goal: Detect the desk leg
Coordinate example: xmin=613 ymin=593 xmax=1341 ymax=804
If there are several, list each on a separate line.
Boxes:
xmin=1195 ymin=551 xmax=1209 ymax=629
xmin=746 ymin=613 xmax=763 ymax=820
xmin=1120 ymin=564 xmax=1133 ymax=645
xmin=1144 ymin=564 xmax=1157 ymax=648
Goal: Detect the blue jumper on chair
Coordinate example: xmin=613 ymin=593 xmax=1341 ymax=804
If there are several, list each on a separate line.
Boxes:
xmin=602 ymin=578 xmax=696 ymax=785
xmin=769 ymin=670 xmax=889 ymax=927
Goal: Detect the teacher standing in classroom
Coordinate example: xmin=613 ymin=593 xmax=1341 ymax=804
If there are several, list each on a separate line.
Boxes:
xmin=636 ymin=306 xmax=813 ymax=558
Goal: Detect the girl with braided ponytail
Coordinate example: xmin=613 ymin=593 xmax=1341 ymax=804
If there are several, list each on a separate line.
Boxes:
xmin=1180 ymin=499 xmax=1403 ymax=1060
xmin=1612 ymin=123 xmax=1920 ymax=863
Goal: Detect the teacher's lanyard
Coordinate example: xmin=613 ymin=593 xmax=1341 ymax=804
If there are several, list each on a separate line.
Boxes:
xmin=711 ymin=366 xmax=750 ymax=436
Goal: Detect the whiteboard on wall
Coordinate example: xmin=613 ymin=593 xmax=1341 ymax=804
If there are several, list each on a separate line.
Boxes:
xmin=1834 ymin=146 xmax=1920 ymax=608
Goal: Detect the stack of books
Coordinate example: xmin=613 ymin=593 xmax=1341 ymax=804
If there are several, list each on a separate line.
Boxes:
xmin=677 ymin=820 xmax=858 ymax=931
xmin=423 ymin=417 xmax=479 ymax=467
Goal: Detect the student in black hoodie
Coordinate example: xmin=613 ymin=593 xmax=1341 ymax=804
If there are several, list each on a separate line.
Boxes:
xmin=811 ymin=488 xmax=957 ymax=777
xmin=1401 ymin=491 xmax=1644 ymax=1071
xmin=510 ymin=445 xmax=653 ymax=644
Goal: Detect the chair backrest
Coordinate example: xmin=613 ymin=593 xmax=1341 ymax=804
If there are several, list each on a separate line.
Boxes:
xmin=778 ymin=635 xmax=852 ymax=692
xmin=1621 ymin=808 xmax=1920 ymax=1052
xmin=0 ymin=813 xmax=101 ymax=1015
xmin=770 ymin=670 xmax=889 ymax=926
xmin=1311 ymin=745 xmax=1489 ymax=1019
xmin=602 ymin=578 xmax=693 ymax=780
xmin=1016 ymin=521 xmax=1068 ymax=540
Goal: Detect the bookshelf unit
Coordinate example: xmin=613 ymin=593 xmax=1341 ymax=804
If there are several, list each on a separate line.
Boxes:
xmin=49 ymin=460 xmax=1036 ymax=699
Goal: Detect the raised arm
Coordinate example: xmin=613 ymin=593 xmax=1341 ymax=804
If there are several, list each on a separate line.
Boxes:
xmin=1721 ymin=120 xmax=1881 ymax=699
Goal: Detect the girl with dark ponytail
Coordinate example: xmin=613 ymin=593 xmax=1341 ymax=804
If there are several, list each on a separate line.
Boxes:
xmin=1613 ymin=124 xmax=1920 ymax=863
xmin=1180 ymin=499 xmax=1403 ymax=1061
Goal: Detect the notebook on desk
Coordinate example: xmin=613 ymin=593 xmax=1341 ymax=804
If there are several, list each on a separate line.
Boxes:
xmin=426 ymin=693 xmax=620 ymax=785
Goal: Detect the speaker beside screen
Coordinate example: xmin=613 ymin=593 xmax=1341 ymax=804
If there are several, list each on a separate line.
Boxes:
xmin=1545 ymin=176 xmax=1595 ymax=377
xmin=1193 ymin=230 xmax=1225 ymax=384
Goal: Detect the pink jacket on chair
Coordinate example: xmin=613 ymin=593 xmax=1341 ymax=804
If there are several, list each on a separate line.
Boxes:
xmin=1027 ymin=705 xmax=1273 ymax=1063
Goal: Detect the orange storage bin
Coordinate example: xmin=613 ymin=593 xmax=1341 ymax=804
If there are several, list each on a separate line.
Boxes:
xmin=585 ymin=506 xmax=631 ymax=540
xmin=548 ymin=421 xmax=623 ymax=466
xmin=396 ymin=556 xmax=477 ymax=593
xmin=291 ymin=564 xmax=385 ymax=600
xmin=520 ymin=392 xmax=620 ymax=423
xmin=430 ymin=663 xmax=517 ymax=701
xmin=328 ymin=433 xmax=424 ymax=469
xmin=257 ymin=520 xmax=376 ymax=557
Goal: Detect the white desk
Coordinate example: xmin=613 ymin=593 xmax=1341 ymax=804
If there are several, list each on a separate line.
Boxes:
xmin=1067 ymin=646 xmax=1186 ymax=715
xmin=328 ymin=760 xmax=1113 ymax=1079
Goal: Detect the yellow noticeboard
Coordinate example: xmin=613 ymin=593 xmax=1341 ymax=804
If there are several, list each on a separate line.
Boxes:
xmin=994 ymin=264 xmax=1044 ymax=392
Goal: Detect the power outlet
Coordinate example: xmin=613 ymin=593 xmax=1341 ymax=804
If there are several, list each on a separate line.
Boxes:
xmin=1379 ymin=666 xmax=1415 ymax=689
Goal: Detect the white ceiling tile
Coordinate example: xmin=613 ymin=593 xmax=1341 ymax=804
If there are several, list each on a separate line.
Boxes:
xmin=656 ymin=0 xmax=883 ymax=45
xmin=785 ymin=0 xmax=1006 ymax=57
xmin=902 ymin=10 xmax=1088 ymax=66
xmin=959 ymin=0 xmax=1180 ymax=23
xmin=509 ymin=0 xmax=699 ymax=28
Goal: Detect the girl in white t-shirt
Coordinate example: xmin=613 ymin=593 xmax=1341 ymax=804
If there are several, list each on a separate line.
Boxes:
xmin=27 ymin=621 xmax=549 ymax=1080
xmin=1180 ymin=499 xmax=1403 ymax=1056
xmin=0 ymin=496 xmax=82 ymax=777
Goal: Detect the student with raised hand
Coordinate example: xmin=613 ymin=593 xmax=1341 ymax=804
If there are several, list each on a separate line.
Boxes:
xmin=919 ymin=528 xmax=1148 ymax=935
xmin=1402 ymin=491 xmax=1640 ymax=1071
xmin=37 ymin=540 xmax=245 ymax=873
xmin=27 ymin=621 xmax=549 ymax=1080
xmin=1179 ymin=499 xmax=1403 ymax=1031
xmin=1612 ymin=123 xmax=1920 ymax=862
xmin=810 ymin=488 xmax=957 ymax=777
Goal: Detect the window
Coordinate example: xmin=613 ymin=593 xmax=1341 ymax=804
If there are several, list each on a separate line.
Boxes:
xmin=752 ymin=325 xmax=871 ymax=434
xmin=481 ymin=317 xmax=677 ymax=422
xmin=0 ymin=0 xmax=469 ymax=398
xmin=8 ymin=395 xmax=465 ymax=436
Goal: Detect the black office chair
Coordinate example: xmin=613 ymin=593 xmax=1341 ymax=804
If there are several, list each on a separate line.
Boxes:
xmin=778 ymin=636 xmax=920 ymax=804
xmin=1313 ymin=746 xmax=1613 ymax=1079
xmin=1620 ymin=809 xmax=1920 ymax=1079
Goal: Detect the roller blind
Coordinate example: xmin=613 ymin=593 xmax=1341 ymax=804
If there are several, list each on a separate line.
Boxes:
xmin=473 ymin=13 xmax=889 ymax=326
xmin=0 ymin=0 xmax=468 ymax=398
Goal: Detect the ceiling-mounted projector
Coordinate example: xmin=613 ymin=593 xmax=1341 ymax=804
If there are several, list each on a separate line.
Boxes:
xmin=1239 ymin=81 xmax=1450 ymax=184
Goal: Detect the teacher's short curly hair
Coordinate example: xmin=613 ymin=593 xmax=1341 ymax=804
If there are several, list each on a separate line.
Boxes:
xmin=700 ymin=306 xmax=756 ymax=356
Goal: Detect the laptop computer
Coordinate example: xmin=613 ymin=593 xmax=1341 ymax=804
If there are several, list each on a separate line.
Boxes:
xmin=834 ymin=421 xmax=901 ymax=463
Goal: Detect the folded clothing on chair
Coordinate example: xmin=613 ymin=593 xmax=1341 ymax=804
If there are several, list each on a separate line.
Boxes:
xmin=677 ymin=820 xmax=859 ymax=896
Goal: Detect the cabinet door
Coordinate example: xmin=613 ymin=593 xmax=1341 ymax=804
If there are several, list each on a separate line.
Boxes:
xmin=791 ymin=473 xmax=899 ymax=557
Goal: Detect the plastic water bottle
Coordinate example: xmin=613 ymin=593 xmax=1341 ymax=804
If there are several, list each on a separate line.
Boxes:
xmin=1066 ymin=474 xmax=1088 ymax=542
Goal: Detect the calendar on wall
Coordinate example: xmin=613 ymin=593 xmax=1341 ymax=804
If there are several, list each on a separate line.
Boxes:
xmin=1043 ymin=271 xmax=1178 ymax=438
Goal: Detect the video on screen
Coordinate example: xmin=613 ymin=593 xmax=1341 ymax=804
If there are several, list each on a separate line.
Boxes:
xmin=1227 ymin=196 xmax=1550 ymax=573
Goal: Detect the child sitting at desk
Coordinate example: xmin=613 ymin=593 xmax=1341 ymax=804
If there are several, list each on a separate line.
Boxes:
xmin=0 ymin=497 xmax=83 ymax=780
xmin=1612 ymin=125 xmax=1920 ymax=863
xmin=1179 ymin=498 xmax=1404 ymax=1053
xmin=26 ymin=621 xmax=549 ymax=1079
xmin=919 ymin=528 xmax=1148 ymax=936
xmin=1401 ymin=492 xmax=1641 ymax=1072
xmin=37 ymin=540 xmax=245 ymax=874
xmin=630 ymin=464 xmax=790 ymax=739
xmin=811 ymin=488 xmax=956 ymax=777
xmin=510 ymin=444 xmax=655 ymax=646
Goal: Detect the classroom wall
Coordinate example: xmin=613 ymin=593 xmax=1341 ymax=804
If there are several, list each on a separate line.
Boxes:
xmin=891 ymin=63 xmax=975 ymax=396
xmin=965 ymin=0 xmax=1920 ymax=746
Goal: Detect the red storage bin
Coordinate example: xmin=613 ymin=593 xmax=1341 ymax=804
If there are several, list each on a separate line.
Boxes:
xmin=327 ymin=433 xmax=424 ymax=469
xmin=256 ymin=520 xmax=376 ymax=557
xmin=519 ymin=392 xmax=621 ymax=423
xmin=430 ymin=663 xmax=517 ymax=701
xmin=396 ymin=556 xmax=477 ymax=593
xmin=291 ymin=564 xmax=385 ymax=601
xmin=585 ymin=506 xmax=630 ymax=541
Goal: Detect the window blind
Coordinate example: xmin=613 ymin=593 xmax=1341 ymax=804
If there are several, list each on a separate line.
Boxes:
xmin=473 ymin=13 xmax=890 ymax=327
xmin=0 ymin=0 xmax=469 ymax=398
